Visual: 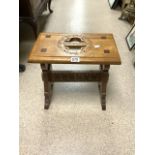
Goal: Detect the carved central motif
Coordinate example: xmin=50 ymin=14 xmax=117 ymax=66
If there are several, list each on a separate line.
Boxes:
xmin=58 ymin=35 xmax=90 ymax=54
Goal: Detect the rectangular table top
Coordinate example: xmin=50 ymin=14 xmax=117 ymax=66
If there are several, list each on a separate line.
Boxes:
xmin=28 ymin=33 xmax=121 ymax=64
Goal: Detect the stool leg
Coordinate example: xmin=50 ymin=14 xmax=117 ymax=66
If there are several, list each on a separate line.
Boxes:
xmin=99 ymin=65 xmax=110 ymax=110
xmin=100 ymin=78 xmax=108 ymax=110
xmin=41 ymin=64 xmax=52 ymax=109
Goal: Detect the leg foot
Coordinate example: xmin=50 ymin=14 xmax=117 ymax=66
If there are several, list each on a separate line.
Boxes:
xmin=44 ymin=83 xmax=53 ymax=109
xmin=98 ymin=82 xmax=106 ymax=110
xmin=101 ymin=96 xmax=106 ymax=110
xmin=99 ymin=65 xmax=110 ymax=111
xmin=44 ymin=97 xmax=50 ymax=109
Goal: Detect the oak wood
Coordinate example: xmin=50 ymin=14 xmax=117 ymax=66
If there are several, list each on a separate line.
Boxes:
xmin=29 ymin=33 xmax=121 ymax=110
xmin=41 ymin=64 xmax=53 ymax=109
xmin=28 ymin=33 xmax=121 ymax=64
xmin=98 ymin=65 xmax=110 ymax=110
xmin=49 ymin=70 xmax=102 ymax=82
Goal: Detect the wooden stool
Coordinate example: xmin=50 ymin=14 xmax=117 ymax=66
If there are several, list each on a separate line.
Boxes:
xmin=28 ymin=33 xmax=121 ymax=110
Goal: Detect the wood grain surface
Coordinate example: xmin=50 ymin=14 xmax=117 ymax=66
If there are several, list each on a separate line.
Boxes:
xmin=28 ymin=33 xmax=121 ymax=65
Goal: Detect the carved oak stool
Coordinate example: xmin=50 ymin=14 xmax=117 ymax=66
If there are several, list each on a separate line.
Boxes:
xmin=28 ymin=33 xmax=121 ymax=110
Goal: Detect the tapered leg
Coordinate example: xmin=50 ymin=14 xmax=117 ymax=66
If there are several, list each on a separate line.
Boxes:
xmin=48 ymin=0 xmax=53 ymax=13
xmin=41 ymin=64 xmax=53 ymax=109
xmin=99 ymin=65 xmax=110 ymax=110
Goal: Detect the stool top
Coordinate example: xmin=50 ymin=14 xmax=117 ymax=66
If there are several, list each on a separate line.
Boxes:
xmin=28 ymin=33 xmax=121 ymax=65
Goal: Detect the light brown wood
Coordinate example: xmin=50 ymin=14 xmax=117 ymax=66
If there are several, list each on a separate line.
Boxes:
xmin=28 ymin=33 xmax=121 ymax=64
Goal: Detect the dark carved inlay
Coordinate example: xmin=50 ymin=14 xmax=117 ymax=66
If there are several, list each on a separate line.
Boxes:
xmin=41 ymin=48 xmax=47 ymax=52
xmin=101 ymin=36 xmax=107 ymax=39
xmin=104 ymin=49 xmax=110 ymax=53
xmin=45 ymin=34 xmax=51 ymax=38
xmin=66 ymin=37 xmax=82 ymax=42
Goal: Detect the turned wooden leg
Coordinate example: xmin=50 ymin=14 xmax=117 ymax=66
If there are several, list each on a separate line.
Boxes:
xmin=48 ymin=0 xmax=53 ymax=13
xmin=100 ymin=79 xmax=107 ymax=110
xmin=99 ymin=65 xmax=110 ymax=110
xmin=41 ymin=64 xmax=53 ymax=109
